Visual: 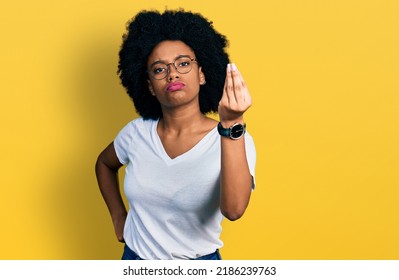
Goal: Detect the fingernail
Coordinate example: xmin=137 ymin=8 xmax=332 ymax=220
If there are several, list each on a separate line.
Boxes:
xmin=231 ymin=63 xmax=237 ymax=72
xmin=227 ymin=64 xmax=231 ymax=73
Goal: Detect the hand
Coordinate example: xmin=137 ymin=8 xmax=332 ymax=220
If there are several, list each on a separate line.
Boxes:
xmin=113 ymin=214 xmax=127 ymax=243
xmin=218 ymin=63 xmax=252 ymax=126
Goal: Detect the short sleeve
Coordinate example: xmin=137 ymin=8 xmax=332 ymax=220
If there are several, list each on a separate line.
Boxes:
xmin=244 ymin=132 xmax=257 ymax=189
xmin=114 ymin=121 xmax=135 ymax=165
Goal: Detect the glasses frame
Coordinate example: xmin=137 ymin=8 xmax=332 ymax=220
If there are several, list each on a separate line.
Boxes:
xmin=147 ymin=55 xmax=198 ymax=80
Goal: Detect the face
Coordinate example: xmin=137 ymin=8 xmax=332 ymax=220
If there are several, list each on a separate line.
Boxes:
xmin=146 ymin=40 xmax=206 ymax=110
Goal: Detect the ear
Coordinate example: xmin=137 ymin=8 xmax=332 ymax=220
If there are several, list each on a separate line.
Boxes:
xmin=147 ymin=80 xmax=156 ymax=96
xmin=199 ymin=67 xmax=206 ymax=85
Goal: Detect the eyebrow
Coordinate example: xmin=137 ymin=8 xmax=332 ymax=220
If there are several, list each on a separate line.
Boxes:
xmin=149 ymin=54 xmax=192 ymax=68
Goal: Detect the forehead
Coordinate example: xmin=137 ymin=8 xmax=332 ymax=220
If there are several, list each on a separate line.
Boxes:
xmin=147 ymin=40 xmax=195 ymax=64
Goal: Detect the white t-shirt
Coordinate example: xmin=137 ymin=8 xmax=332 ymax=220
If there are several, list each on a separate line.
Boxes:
xmin=114 ymin=117 xmax=256 ymax=259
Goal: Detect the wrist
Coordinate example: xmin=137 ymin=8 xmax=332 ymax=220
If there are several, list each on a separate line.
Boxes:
xmin=111 ymin=211 xmax=127 ymax=223
xmin=218 ymin=121 xmax=246 ymax=140
xmin=219 ymin=116 xmax=244 ymax=128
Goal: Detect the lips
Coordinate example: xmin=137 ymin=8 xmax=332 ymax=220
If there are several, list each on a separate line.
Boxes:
xmin=166 ymin=82 xmax=185 ymax=92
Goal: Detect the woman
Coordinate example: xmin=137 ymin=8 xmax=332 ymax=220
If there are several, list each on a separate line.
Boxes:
xmin=95 ymin=9 xmax=256 ymax=260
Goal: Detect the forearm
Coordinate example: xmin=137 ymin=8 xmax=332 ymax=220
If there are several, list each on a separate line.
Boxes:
xmin=95 ymin=158 xmax=127 ymax=222
xmin=220 ymin=120 xmax=253 ymax=221
xmin=217 ymin=63 xmax=254 ymax=221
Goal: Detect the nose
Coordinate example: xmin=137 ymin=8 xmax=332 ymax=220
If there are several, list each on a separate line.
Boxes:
xmin=166 ymin=62 xmax=179 ymax=81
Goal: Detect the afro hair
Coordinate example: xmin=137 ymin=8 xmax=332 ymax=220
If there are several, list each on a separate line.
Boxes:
xmin=118 ymin=9 xmax=230 ymax=119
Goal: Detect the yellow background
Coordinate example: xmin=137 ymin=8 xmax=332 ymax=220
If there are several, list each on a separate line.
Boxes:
xmin=1 ymin=0 xmax=398 ymax=259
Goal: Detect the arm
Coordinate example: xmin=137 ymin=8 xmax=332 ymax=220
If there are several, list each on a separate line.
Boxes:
xmin=218 ymin=63 xmax=254 ymax=221
xmin=95 ymin=142 xmax=127 ymax=242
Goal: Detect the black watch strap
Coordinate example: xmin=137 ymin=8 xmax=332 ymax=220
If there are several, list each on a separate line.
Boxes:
xmin=217 ymin=122 xmax=246 ymax=140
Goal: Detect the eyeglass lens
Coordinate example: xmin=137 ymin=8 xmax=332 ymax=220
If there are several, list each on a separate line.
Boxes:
xmin=149 ymin=56 xmax=194 ymax=79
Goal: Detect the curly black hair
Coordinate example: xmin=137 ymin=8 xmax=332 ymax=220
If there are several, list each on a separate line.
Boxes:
xmin=118 ymin=9 xmax=230 ymax=119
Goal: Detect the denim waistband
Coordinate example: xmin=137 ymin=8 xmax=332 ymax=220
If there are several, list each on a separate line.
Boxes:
xmin=122 ymin=244 xmax=221 ymax=260
xmin=193 ymin=249 xmax=222 ymax=260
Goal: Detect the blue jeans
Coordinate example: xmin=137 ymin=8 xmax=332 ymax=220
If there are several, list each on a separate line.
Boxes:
xmin=121 ymin=244 xmax=222 ymax=260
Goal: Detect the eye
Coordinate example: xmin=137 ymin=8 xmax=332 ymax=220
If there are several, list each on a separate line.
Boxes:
xmin=179 ymin=61 xmax=190 ymax=67
xmin=175 ymin=56 xmax=192 ymax=68
xmin=152 ymin=67 xmax=166 ymax=75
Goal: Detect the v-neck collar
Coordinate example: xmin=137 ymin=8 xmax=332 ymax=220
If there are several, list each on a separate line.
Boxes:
xmin=151 ymin=118 xmax=217 ymax=165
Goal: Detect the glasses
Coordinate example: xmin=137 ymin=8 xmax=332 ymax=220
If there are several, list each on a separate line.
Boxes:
xmin=147 ymin=55 xmax=198 ymax=80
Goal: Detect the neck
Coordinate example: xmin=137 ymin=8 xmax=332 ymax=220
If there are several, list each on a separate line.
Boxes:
xmin=159 ymin=106 xmax=207 ymax=133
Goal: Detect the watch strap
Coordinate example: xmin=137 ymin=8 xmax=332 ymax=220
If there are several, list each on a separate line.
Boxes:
xmin=217 ymin=122 xmax=246 ymax=139
xmin=217 ymin=122 xmax=231 ymax=137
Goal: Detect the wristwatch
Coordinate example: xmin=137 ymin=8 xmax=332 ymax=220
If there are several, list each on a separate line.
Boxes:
xmin=217 ymin=122 xmax=246 ymax=140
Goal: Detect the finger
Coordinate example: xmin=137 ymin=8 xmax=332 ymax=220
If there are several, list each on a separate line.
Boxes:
xmin=230 ymin=63 xmax=247 ymax=103
xmin=232 ymin=63 xmax=253 ymax=107
xmin=226 ymin=63 xmax=240 ymax=105
xmin=222 ymin=64 xmax=234 ymax=105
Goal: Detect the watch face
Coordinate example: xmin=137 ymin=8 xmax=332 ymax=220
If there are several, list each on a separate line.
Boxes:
xmin=230 ymin=123 xmax=245 ymax=139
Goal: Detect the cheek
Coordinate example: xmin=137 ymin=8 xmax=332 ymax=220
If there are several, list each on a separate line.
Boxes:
xmin=190 ymin=71 xmax=202 ymax=85
xmin=149 ymin=81 xmax=165 ymax=94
